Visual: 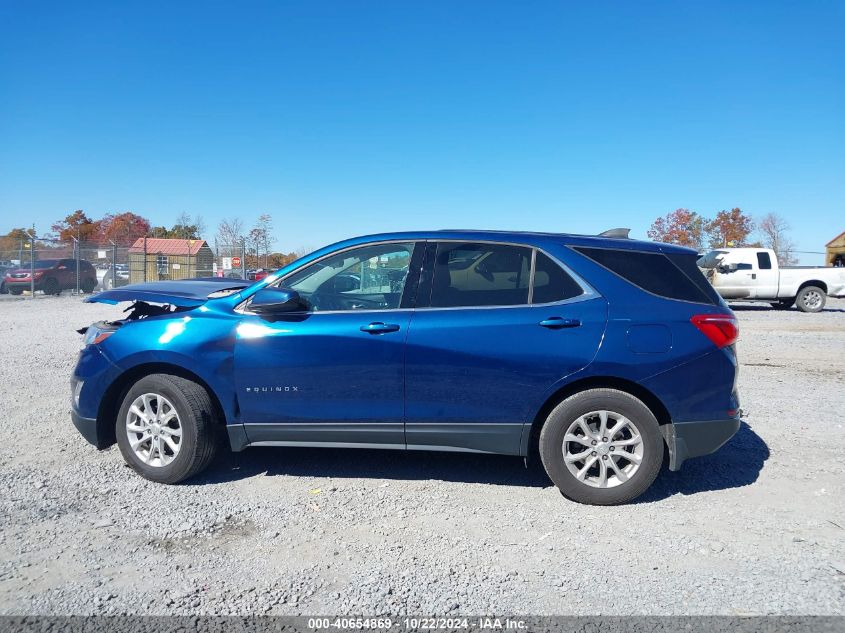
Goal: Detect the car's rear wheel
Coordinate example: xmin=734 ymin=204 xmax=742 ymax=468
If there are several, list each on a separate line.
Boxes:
xmin=539 ymin=388 xmax=664 ymax=505
xmin=795 ymin=286 xmax=826 ymax=313
xmin=81 ymin=277 xmax=96 ymax=293
xmin=115 ymin=374 xmax=219 ymax=484
xmin=42 ymin=277 xmax=60 ymax=295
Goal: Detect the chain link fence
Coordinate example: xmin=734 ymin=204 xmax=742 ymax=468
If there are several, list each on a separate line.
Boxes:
xmin=0 ymin=236 xmax=228 ymax=298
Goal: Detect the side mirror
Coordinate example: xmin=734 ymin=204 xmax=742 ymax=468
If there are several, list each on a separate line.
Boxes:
xmin=251 ymin=287 xmax=307 ymax=314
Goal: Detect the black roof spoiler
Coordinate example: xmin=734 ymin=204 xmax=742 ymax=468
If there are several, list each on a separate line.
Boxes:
xmin=598 ymin=228 xmax=630 ymax=239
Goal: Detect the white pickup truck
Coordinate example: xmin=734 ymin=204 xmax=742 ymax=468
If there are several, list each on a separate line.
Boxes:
xmin=697 ymin=247 xmax=845 ymax=312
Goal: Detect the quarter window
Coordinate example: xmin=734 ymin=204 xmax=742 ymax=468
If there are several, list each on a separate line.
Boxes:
xmin=575 ymin=247 xmax=718 ymax=305
xmin=430 ymin=243 xmax=531 ymax=307
xmin=277 ymin=242 xmax=415 ymax=312
xmin=756 ymin=252 xmax=772 ymax=270
xmin=532 ymin=252 xmax=584 ymax=304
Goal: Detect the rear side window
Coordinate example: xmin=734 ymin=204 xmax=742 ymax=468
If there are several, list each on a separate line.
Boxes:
xmin=430 ymin=243 xmax=530 ymax=307
xmin=575 ymin=247 xmax=719 ymax=305
xmin=532 ymin=252 xmax=584 ymax=304
xmin=757 ymin=252 xmax=772 ymax=270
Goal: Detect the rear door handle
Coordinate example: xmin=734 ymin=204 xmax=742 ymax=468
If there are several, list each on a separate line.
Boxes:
xmin=539 ymin=317 xmax=581 ymax=329
xmin=360 ymin=322 xmax=401 ymax=334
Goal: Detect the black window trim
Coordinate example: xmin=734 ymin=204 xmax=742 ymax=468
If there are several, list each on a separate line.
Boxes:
xmin=571 ymin=244 xmax=720 ymax=306
xmin=416 ymin=239 xmax=598 ymax=311
xmin=238 ymin=238 xmax=598 ymax=314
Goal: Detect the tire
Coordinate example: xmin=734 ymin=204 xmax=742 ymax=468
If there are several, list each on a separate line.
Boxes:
xmin=42 ymin=277 xmax=60 ymax=295
xmin=9 ymin=286 xmax=22 ymax=295
xmin=539 ymin=388 xmax=664 ymax=505
xmin=0 ymin=281 xmax=6 ymax=295
xmin=795 ymin=285 xmax=826 ymax=313
xmin=81 ymin=277 xmax=96 ymax=293
xmin=115 ymin=374 xmax=219 ymax=484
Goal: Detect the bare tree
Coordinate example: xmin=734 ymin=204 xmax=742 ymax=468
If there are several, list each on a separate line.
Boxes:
xmin=758 ymin=213 xmax=798 ymax=265
xmin=250 ymin=214 xmax=276 ymax=268
xmin=215 ymin=218 xmax=244 ymax=257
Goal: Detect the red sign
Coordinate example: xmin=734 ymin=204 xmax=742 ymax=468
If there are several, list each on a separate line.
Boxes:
xmin=232 ymin=256 xmax=242 ymax=268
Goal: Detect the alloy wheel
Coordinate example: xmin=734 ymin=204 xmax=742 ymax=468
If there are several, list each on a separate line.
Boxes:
xmin=126 ymin=393 xmax=182 ymax=467
xmin=562 ymin=410 xmax=644 ymax=488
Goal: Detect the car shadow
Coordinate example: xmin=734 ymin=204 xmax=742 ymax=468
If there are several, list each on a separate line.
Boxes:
xmin=199 ymin=444 xmax=552 ymax=488
xmin=635 ymin=421 xmax=769 ymax=503
xmin=195 ymin=421 xmax=769 ymax=501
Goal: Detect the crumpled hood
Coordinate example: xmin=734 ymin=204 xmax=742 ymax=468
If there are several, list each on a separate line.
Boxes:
xmin=84 ymin=278 xmax=253 ymax=307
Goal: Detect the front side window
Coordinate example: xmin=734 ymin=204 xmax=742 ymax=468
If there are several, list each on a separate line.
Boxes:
xmin=276 ymin=242 xmax=415 ymax=312
xmin=430 ymin=243 xmax=531 ymax=307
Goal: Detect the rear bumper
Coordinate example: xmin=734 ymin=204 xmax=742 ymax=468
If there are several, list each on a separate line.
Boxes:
xmin=665 ymin=417 xmax=741 ymax=471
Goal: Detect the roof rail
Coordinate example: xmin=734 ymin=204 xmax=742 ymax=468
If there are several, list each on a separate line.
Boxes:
xmin=598 ymin=228 xmax=630 ymax=239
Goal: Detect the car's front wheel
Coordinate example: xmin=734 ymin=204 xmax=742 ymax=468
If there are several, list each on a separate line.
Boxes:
xmin=539 ymin=388 xmax=664 ymax=505
xmin=115 ymin=374 xmax=219 ymax=483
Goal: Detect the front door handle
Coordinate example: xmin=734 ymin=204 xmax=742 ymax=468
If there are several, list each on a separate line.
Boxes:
xmin=539 ymin=317 xmax=581 ymax=329
xmin=360 ymin=322 xmax=401 ymax=334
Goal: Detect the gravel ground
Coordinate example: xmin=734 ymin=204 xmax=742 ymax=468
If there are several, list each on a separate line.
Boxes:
xmin=0 ymin=294 xmax=843 ymax=615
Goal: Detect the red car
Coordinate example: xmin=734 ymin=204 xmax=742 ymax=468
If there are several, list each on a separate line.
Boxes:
xmin=247 ymin=268 xmax=272 ymax=281
xmin=4 ymin=258 xmax=98 ymax=295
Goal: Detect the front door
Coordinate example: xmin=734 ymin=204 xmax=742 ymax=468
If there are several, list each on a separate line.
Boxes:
xmin=404 ymin=242 xmax=607 ymax=455
xmin=234 ymin=241 xmax=422 ymax=447
xmin=749 ymin=250 xmax=779 ymax=299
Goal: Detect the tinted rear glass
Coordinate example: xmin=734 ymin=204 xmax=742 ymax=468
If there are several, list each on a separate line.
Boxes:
xmin=575 ymin=247 xmax=718 ymax=305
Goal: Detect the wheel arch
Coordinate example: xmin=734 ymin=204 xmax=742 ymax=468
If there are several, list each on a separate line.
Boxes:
xmin=797 ymin=279 xmax=827 ymax=294
xmin=95 ymin=362 xmax=228 ymax=449
xmin=524 ymin=376 xmax=672 ymax=458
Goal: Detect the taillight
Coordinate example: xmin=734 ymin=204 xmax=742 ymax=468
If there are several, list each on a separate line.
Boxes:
xmin=691 ymin=314 xmax=738 ymax=349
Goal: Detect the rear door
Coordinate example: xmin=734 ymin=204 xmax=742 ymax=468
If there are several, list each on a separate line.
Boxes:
xmin=403 ymin=242 xmax=607 ymax=455
xmin=57 ymin=259 xmax=76 ymax=289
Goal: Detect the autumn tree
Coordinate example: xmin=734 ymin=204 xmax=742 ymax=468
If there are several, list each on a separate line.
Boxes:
xmin=706 ymin=208 xmax=754 ymax=248
xmin=0 ymin=227 xmax=36 ymax=256
xmin=647 ymin=208 xmax=706 ymax=249
xmin=98 ymin=212 xmax=151 ymax=245
xmin=758 ymin=213 xmax=798 ymax=265
xmin=51 ymin=210 xmax=101 ymax=243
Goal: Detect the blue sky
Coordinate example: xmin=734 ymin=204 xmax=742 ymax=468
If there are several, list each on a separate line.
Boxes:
xmin=1 ymin=1 xmax=843 ymax=262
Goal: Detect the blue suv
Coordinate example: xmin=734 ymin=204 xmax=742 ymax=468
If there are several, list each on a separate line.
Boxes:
xmin=71 ymin=229 xmax=741 ymax=505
